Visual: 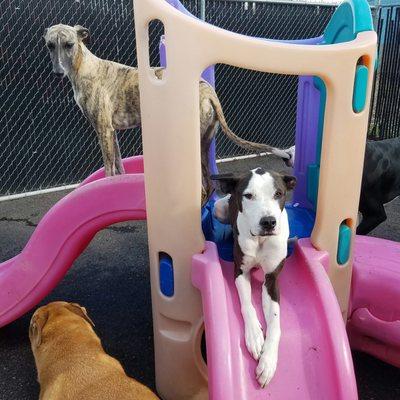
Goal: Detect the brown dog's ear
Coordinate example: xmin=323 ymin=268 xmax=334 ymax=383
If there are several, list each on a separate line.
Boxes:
xmin=282 ymin=175 xmax=297 ymax=191
xmin=74 ymin=25 xmax=90 ymax=43
xmin=211 ymin=173 xmax=241 ymax=194
xmin=29 ymin=311 xmax=49 ymax=348
xmin=67 ymin=303 xmax=95 ymax=327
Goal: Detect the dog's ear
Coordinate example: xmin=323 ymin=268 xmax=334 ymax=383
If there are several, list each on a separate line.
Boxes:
xmin=282 ymin=175 xmax=297 ymax=191
xmin=211 ymin=173 xmax=241 ymax=194
xmin=29 ymin=311 xmax=49 ymax=348
xmin=67 ymin=303 xmax=95 ymax=327
xmin=74 ymin=25 xmax=90 ymax=43
xmin=43 ymin=27 xmax=49 ymax=39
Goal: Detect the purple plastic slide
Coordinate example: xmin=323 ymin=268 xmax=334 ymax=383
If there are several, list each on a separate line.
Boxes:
xmin=192 ymin=240 xmax=358 ymax=400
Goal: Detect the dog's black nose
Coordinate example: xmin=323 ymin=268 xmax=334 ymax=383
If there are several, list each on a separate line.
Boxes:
xmin=54 ymin=72 xmax=64 ymax=78
xmin=259 ymin=216 xmax=276 ymax=230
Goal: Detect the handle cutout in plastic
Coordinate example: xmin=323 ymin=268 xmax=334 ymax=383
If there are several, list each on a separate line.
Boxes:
xmin=159 ymin=252 xmax=174 ymax=296
xmin=352 ymin=58 xmax=369 ymax=113
xmin=337 ymin=220 xmax=352 ymax=265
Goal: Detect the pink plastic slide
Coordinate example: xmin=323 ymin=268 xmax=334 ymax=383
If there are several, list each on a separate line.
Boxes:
xmin=192 ymin=240 xmax=358 ymax=400
xmin=0 ymin=157 xmax=145 ymax=328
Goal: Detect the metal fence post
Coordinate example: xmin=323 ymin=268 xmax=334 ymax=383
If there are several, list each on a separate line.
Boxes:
xmin=368 ymin=0 xmax=381 ymax=137
xmin=200 ymin=0 xmax=206 ymax=20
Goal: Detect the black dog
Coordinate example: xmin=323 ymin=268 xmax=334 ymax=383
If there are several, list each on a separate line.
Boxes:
xmin=357 ymin=137 xmax=400 ymax=235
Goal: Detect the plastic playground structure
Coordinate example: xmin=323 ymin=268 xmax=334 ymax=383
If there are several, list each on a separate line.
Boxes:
xmin=1 ymin=0 xmax=399 ymax=399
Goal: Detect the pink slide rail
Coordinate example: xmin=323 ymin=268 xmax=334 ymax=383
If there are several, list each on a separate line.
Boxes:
xmin=79 ymin=156 xmax=144 ymax=187
xmin=192 ymin=240 xmax=358 ymax=400
xmin=0 ymin=157 xmax=146 ymax=328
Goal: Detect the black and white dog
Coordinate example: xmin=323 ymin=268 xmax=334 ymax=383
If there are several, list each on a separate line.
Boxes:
xmin=212 ymin=168 xmax=296 ymax=387
xmin=357 ymin=138 xmax=400 ymax=235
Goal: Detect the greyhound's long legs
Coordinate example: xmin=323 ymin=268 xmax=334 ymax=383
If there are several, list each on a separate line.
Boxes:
xmin=200 ymin=121 xmax=217 ymax=205
xmin=97 ymin=127 xmax=116 ymax=176
xmin=114 ymin=135 xmax=125 ymax=174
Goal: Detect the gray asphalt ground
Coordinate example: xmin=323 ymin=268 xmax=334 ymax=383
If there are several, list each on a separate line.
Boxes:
xmin=0 ymin=155 xmax=399 ymax=399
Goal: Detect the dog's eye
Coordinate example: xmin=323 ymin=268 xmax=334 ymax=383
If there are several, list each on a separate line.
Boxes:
xmin=244 ymin=193 xmax=253 ymax=200
xmin=47 ymin=42 xmax=55 ymax=50
xmin=64 ymin=42 xmax=74 ymax=49
xmin=274 ymin=190 xmax=283 ymax=199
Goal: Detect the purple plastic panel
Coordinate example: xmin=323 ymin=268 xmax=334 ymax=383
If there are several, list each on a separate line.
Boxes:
xmin=272 ymin=36 xmax=323 ymax=45
xmin=292 ymin=76 xmax=321 ymax=209
xmin=163 ymin=0 xmax=191 ymax=14
xmin=268 ymin=36 xmax=323 ymax=209
xmin=290 ymin=36 xmax=324 ymax=209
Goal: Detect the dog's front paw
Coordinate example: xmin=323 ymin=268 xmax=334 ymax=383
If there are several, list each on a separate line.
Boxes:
xmin=256 ymin=348 xmax=278 ymax=388
xmin=244 ymin=318 xmax=264 ymax=360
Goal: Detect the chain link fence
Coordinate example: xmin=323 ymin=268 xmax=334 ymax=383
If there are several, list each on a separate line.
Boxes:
xmin=0 ymin=0 xmax=393 ymax=198
xmin=368 ymin=4 xmax=400 ymax=140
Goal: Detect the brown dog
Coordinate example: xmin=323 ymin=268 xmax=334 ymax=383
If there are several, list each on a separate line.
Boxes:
xmin=29 ymin=302 xmax=159 ymax=400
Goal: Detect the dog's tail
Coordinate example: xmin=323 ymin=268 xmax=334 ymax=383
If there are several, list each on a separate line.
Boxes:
xmin=207 ymin=85 xmax=292 ymax=166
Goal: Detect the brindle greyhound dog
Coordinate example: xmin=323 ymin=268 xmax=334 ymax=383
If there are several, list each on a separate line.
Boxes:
xmin=44 ymin=24 xmax=292 ymax=205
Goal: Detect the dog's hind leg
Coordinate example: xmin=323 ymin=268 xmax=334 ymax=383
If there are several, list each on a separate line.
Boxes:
xmin=114 ymin=135 xmax=125 ymax=174
xmin=97 ymin=126 xmax=116 ymax=176
xmin=235 ymin=271 xmax=264 ymax=361
xmin=357 ymin=201 xmax=387 ymax=235
xmin=200 ymin=122 xmax=217 ymax=205
xmin=256 ymin=264 xmax=283 ymax=387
